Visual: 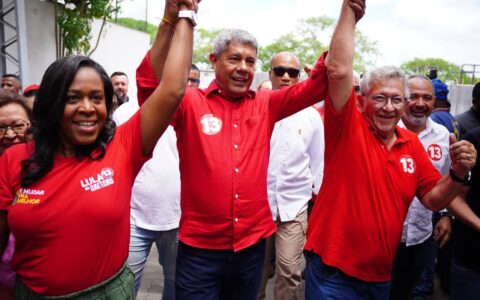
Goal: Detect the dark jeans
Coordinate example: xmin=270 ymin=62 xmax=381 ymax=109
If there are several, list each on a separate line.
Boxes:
xmin=450 ymin=260 xmax=480 ymax=300
xmin=305 ymin=251 xmax=390 ymax=300
xmin=175 ymin=240 xmax=265 ymax=300
xmin=389 ymin=237 xmax=434 ymax=300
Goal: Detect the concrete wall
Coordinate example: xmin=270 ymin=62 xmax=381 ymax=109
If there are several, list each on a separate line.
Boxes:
xmin=24 ymin=0 xmax=57 ymax=86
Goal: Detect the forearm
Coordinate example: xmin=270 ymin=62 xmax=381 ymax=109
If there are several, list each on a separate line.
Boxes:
xmin=325 ymin=0 xmax=356 ymax=110
xmin=448 ymin=195 xmax=480 ymax=232
xmin=140 ymin=18 xmax=193 ymax=154
xmin=150 ymin=21 xmax=176 ymax=81
xmin=0 ymin=211 xmax=8 ymax=257
xmin=421 ymin=174 xmax=464 ymax=212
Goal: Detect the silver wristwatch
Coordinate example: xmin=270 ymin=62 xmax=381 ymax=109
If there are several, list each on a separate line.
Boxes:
xmin=178 ymin=10 xmax=197 ymax=27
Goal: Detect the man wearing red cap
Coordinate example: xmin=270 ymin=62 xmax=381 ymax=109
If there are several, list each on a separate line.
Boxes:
xmin=22 ymin=84 xmax=40 ymax=110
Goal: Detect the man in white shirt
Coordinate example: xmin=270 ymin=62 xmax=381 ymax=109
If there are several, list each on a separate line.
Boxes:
xmin=390 ymin=75 xmax=453 ymax=299
xmin=259 ymin=51 xmax=324 ymax=300
xmin=113 ymin=101 xmax=180 ymax=300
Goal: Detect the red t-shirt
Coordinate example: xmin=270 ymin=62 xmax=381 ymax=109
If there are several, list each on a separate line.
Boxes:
xmin=0 ymin=111 xmax=149 ymax=296
xmin=305 ymin=91 xmax=441 ymax=282
xmin=136 ymin=52 xmax=328 ymax=251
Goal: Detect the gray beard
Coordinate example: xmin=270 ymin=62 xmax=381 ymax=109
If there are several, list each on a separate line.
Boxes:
xmin=403 ymin=113 xmax=427 ymax=128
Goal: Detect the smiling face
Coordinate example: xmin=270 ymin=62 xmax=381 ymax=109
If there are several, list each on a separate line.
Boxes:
xmin=402 ymin=77 xmax=435 ymax=134
xmin=0 ymin=102 xmax=30 ymax=154
xmin=363 ymin=78 xmax=406 ymax=141
xmin=57 ymin=67 xmax=107 ymax=156
xmin=209 ymin=42 xmax=257 ymax=100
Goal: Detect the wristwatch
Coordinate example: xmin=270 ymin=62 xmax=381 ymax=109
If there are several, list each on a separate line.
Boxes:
xmin=449 ymin=167 xmax=472 ymax=185
xmin=178 ymin=10 xmax=197 ymax=27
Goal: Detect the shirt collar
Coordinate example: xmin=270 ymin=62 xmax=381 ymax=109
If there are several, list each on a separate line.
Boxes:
xmin=205 ymin=80 xmax=256 ymax=100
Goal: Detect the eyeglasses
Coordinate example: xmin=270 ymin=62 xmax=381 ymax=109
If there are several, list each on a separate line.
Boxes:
xmin=368 ymin=94 xmax=406 ymax=109
xmin=271 ymin=66 xmax=300 ymax=78
xmin=188 ymin=78 xmax=200 ymax=84
xmin=0 ymin=120 xmax=29 ymax=137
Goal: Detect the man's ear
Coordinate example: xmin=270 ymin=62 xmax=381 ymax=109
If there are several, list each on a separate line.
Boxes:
xmin=209 ymin=53 xmax=217 ymax=71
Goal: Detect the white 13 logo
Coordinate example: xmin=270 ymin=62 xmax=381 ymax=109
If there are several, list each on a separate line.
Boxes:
xmin=200 ymin=114 xmax=222 ymax=135
xmin=400 ymin=156 xmax=415 ymax=174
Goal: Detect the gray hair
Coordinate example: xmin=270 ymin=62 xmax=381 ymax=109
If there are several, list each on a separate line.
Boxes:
xmin=360 ymin=66 xmax=410 ymax=99
xmin=212 ymin=29 xmax=258 ymax=57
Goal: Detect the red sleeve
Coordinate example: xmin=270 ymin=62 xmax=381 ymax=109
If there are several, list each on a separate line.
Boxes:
xmin=136 ymin=51 xmax=159 ymax=106
xmin=268 ymin=52 xmax=328 ymax=122
xmin=414 ymin=137 xmax=442 ymax=199
xmin=114 ymin=110 xmax=152 ymax=173
xmin=0 ymin=146 xmax=24 ymax=210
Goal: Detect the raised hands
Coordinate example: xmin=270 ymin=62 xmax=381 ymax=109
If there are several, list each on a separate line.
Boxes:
xmin=348 ymin=0 xmax=366 ymax=22
xmin=449 ymin=133 xmax=477 ymax=180
xmin=164 ymin=0 xmax=201 ymax=24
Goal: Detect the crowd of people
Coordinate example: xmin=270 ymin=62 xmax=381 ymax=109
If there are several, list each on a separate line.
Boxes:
xmin=0 ymin=0 xmax=480 ymax=299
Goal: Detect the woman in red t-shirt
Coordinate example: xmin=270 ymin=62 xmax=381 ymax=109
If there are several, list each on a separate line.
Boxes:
xmin=0 ymin=1 xmax=196 ymax=298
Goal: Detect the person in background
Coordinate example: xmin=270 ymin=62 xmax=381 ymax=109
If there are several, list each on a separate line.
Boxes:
xmin=260 ymin=51 xmax=324 ymax=300
xmin=0 ymin=0 xmax=195 ymax=297
xmin=389 ymin=75 xmax=452 ymax=300
xmin=111 ymin=71 xmax=130 ymax=106
xmin=257 ymin=80 xmax=272 ymax=91
xmin=447 ymin=126 xmax=480 ymax=299
xmin=22 ymin=84 xmax=40 ymax=110
xmin=1 ymin=74 xmax=22 ymax=95
xmin=456 ymin=82 xmax=480 ymax=137
xmin=188 ymin=64 xmax=201 ymax=88
xmin=430 ymin=78 xmax=460 ymax=139
xmin=0 ymin=90 xmax=32 ymax=300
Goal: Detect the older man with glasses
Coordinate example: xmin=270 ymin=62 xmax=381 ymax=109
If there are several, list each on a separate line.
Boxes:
xmin=304 ymin=1 xmax=477 ymax=298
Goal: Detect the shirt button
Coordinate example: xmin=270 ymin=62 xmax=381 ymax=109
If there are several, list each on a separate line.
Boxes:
xmin=235 ymin=218 xmax=239 ymax=222
xmin=235 ymin=194 xmax=239 ymax=199
xmin=233 ymin=124 xmax=238 ymax=128
xmin=234 ymin=144 xmax=238 ymax=149
xmin=235 ymin=168 xmax=239 ymax=173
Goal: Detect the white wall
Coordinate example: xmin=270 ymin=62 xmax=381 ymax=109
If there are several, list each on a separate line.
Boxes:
xmin=22 ymin=2 xmax=151 ymax=101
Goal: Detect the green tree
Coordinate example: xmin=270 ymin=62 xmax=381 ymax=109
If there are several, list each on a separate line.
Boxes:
xmin=401 ymin=58 xmax=469 ymax=83
xmin=115 ymin=17 xmax=158 ymax=42
xmin=258 ymin=16 xmax=379 ymax=73
xmin=193 ymin=28 xmax=223 ymax=67
xmin=54 ymin=0 xmax=121 ymax=57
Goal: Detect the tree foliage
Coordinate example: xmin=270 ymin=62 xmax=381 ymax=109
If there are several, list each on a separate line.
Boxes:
xmin=401 ymin=58 xmax=470 ymax=83
xmin=54 ymin=0 xmax=121 ymax=57
xmin=258 ymin=16 xmax=378 ymax=73
xmin=116 ymin=17 xmax=158 ymax=42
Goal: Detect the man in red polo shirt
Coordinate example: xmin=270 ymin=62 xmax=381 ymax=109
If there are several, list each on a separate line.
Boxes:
xmin=136 ymin=1 xmax=365 ymax=299
xmin=304 ymin=1 xmax=477 ymax=299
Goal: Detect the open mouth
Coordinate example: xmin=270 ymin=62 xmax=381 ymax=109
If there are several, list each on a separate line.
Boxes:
xmin=232 ymin=76 xmax=248 ymax=84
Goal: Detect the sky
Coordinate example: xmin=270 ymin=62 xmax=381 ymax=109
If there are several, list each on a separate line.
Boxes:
xmin=117 ymin=0 xmax=480 ymax=69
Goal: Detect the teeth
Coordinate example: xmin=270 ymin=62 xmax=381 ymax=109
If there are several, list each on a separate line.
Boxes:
xmin=76 ymin=122 xmax=95 ymax=126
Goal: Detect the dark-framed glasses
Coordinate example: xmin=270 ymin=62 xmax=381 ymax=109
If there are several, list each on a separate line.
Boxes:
xmin=0 ymin=120 xmax=29 ymax=137
xmin=369 ymin=94 xmax=406 ymax=109
xmin=271 ymin=66 xmax=300 ymax=78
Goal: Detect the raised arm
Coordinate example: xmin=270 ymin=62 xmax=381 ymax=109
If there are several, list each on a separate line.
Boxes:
xmin=140 ymin=2 xmax=195 ymax=155
xmin=326 ymin=0 xmax=364 ymax=111
xmin=150 ymin=0 xmax=198 ymax=80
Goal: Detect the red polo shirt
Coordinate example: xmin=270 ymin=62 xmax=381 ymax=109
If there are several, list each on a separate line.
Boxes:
xmin=137 ymin=52 xmax=328 ymax=251
xmin=305 ymin=91 xmax=441 ymax=281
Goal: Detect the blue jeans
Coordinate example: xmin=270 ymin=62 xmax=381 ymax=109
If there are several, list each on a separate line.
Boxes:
xmin=450 ymin=260 xmax=480 ymax=300
xmin=305 ymin=251 xmax=390 ymax=300
xmin=127 ymin=225 xmax=178 ymax=300
xmin=175 ymin=240 xmax=265 ymax=300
